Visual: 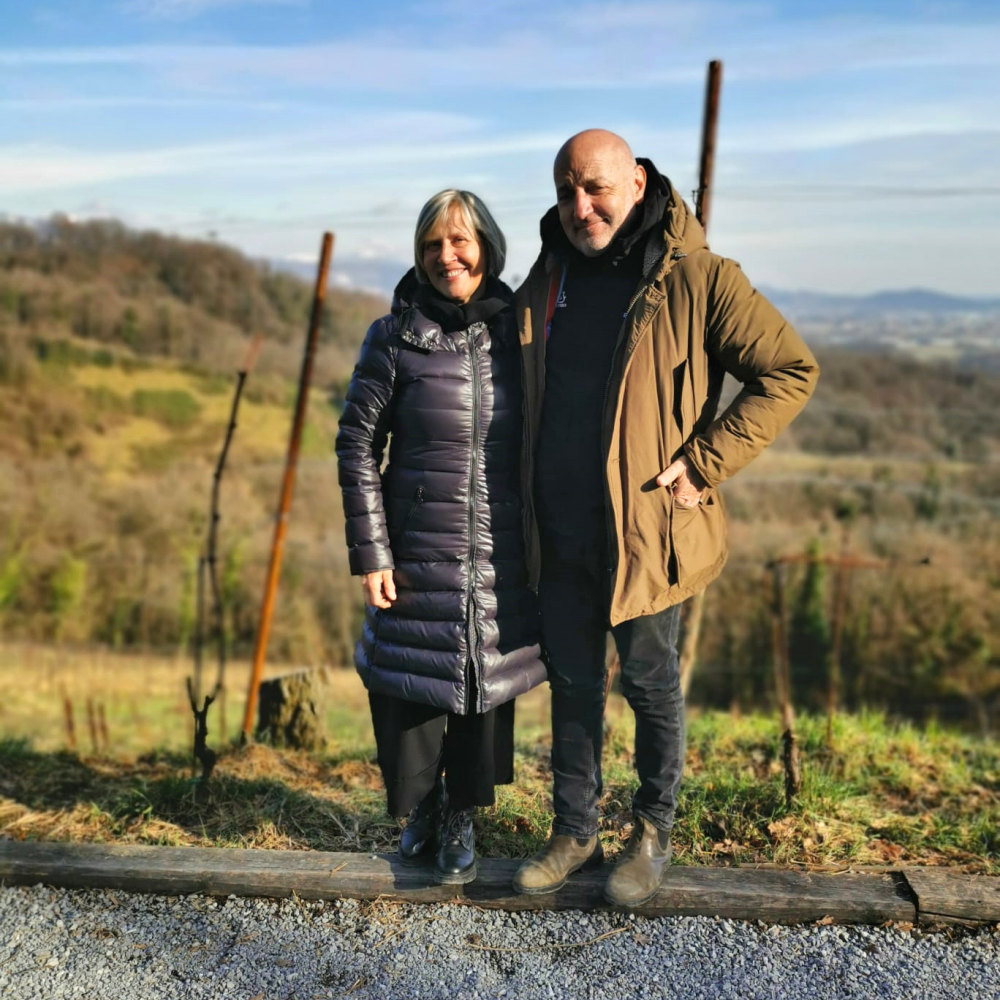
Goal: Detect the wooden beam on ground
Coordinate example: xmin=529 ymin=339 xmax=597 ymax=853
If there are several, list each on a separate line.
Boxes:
xmin=0 ymin=842 xmax=925 ymax=924
xmin=903 ymin=867 xmax=1000 ymax=926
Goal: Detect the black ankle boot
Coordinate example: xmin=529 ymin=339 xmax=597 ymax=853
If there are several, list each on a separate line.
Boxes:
xmin=435 ymin=807 xmax=477 ymax=885
xmin=399 ymin=777 xmax=446 ymax=865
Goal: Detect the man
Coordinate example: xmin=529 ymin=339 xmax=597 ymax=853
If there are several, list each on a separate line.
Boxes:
xmin=512 ymin=129 xmax=819 ymax=906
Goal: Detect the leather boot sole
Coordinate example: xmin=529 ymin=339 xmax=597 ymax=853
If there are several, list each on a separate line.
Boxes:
xmin=397 ymin=849 xmax=436 ymax=868
xmin=603 ymin=854 xmax=670 ymax=907
xmin=603 ymin=879 xmax=662 ymax=907
xmin=436 ymin=859 xmax=478 ymax=885
xmin=514 ymin=845 xmax=604 ymax=896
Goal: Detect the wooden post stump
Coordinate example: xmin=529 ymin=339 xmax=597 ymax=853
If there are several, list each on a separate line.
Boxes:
xmin=255 ymin=668 xmax=327 ymax=750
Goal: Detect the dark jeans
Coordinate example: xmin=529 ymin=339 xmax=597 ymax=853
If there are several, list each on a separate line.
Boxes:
xmin=539 ymin=544 xmax=685 ymax=837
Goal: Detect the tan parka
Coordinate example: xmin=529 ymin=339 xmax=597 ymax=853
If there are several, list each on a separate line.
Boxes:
xmin=517 ymin=187 xmax=819 ymax=625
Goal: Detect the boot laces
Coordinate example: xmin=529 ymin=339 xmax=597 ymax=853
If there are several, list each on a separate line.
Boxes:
xmin=444 ymin=808 xmax=473 ymax=840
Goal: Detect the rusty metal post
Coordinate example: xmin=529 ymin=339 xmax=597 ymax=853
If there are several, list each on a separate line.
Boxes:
xmin=677 ymin=59 xmax=724 ymax=695
xmin=97 ymin=701 xmax=110 ymax=752
xmin=826 ymin=521 xmax=852 ymax=745
xmin=241 ymin=232 xmax=335 ymax=742
xmin=62 ymin=693 xmax=76 ymax=751
xmin=85 ymin=697 xmax=99 ymax=754
xmin=695 ymin=59 xmax=723 ymax=230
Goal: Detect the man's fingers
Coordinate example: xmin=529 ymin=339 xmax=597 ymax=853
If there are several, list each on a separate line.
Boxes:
xmin=383 ymin=572 xmax=397 ymax=602
xmin=656 ymin=456 xmax=706 ymax=508
xmin=656 ymin=459 xmax=685 ymax=487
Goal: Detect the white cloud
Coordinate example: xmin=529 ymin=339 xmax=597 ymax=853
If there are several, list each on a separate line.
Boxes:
xmin=722 ymin=111 xmax=998 ymax=156
xmin=4 ymin=1 xmax=998 ymax=296
xmin=0 ymin=96 xmax=286 ymax=111
xmin=120 ymin=0 xmax=305 ymax=20
xmin=0 ymin=120 xmax=564 ymax=195
xmin=0 ymin=140 xmax=249 ymax=193
xmin=4 ymin=12 xmax=995 ymax=92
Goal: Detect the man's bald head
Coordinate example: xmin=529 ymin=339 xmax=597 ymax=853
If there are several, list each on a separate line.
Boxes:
xmin=553 ymin=129 xmax=647 ymax=256
xmin=554 ymin=129 xmax=637 ymax=175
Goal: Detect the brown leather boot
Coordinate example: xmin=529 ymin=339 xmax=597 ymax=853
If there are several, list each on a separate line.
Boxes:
xmin=512 ymin=833 xmax=603 ymax=895
xmin=603 ymin=816 xmax=672 ymax=907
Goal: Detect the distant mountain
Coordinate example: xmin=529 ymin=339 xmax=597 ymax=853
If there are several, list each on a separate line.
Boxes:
xmin=757 ymin=285 xmax=1000 ymax=370
xmin=278 ymin=250 xmax=1000 ymax=322
xmin=270 ymin=252 xmax=1000 ymax=369
xmin=274 ymin=253 xmax=408 ymax=299
xmin=760 ymin=286 xmax=1000 ymax=320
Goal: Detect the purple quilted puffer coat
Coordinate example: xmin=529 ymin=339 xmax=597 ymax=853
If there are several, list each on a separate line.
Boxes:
xmin=335 ymin=273 xmax=545 ymax=715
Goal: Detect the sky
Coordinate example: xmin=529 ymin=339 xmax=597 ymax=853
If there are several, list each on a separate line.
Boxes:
xmin=2 ymin=0 xmax=999 ymax=297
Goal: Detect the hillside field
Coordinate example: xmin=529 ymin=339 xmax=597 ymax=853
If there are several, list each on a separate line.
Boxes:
xmin=1 ymin=217 xmax=999 ymax=734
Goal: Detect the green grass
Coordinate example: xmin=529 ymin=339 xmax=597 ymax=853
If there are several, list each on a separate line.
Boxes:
xmin=131 ymin=388 xmax=202 ymax=429
xmin=1 ymin=681 xmax=996 ymax=870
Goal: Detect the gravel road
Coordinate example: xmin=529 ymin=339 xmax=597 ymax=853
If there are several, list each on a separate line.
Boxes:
xmin=2 ymin=883 xmax=998 ymax=999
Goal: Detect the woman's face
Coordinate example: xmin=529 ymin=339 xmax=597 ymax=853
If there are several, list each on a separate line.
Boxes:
xmin=421 ymin=207 xmax=485 ymax=304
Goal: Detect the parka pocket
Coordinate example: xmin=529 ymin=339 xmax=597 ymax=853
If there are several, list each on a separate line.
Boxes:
xmin=668 ymin=490 xmax=726 ymax=587
xmin=358 ymin=604 xmax=382 ymax=685
xmin=389 ymin=484 xmax=425 ymax=550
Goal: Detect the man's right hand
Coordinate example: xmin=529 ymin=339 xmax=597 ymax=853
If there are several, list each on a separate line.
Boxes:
xmin=362 ymin=569 xmax=396 ymax=608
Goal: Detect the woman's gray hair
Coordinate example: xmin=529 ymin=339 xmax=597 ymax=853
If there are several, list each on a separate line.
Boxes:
xmin=413 ymin=189 xmax=506 ymax=283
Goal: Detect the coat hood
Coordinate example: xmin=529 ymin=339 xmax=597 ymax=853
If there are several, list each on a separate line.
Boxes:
xmin=391 ymin=267 xmax=513 ymax=336
xmin=537 ymin=158 xmax=708 ymax=274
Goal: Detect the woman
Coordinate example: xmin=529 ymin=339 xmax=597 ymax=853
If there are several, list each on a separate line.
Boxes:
xmin=336 ymin=190 xmax=546 ymax=884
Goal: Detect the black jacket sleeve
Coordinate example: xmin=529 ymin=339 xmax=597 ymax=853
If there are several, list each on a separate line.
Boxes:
xmin=335 ymin=316 xmax=397 ymax=575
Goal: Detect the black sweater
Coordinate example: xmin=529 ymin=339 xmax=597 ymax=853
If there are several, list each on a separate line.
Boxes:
xmin=534 ymin=160 xmax=669 ymax=562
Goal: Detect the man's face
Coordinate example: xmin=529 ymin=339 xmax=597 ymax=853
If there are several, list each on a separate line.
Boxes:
xmin=554 ymin=139 xmax=646 ymax=256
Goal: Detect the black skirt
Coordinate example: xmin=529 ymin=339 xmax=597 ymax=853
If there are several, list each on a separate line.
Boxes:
xmin=368 ymin=692 xmax=515 ymax=817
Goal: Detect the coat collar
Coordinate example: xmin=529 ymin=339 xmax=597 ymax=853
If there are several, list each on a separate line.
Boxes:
xmin=533 ymin=159 xmax=709 ymax=283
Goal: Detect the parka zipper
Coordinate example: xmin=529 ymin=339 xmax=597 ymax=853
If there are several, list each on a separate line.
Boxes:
xmin=466 ymin=324 xmax=484 ymax=713
xmin=599 ymin=299 xmax=640 ymax=604
xmin=599 ymin=247 xmax=685 ymax=607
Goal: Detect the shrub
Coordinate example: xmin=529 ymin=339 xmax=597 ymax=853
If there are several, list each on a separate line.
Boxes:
xmin=131 ymin=388 xmax=202 ymax=429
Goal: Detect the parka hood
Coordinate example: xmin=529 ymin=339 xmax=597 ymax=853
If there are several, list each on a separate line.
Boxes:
xmin=391 ymin=267 xmax=513 ymax=335
xmin=537 ymin=158 xmax=708 ymax=273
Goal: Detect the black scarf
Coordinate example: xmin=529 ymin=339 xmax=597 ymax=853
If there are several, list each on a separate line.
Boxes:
xmin=394 ymin=269 xmax=513 ymax=333
xmin=539 ymin=157 xmax=671 ymax=272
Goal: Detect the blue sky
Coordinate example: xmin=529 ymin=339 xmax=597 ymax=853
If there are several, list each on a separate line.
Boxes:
xmin=2 ymin=0 xmax=998 ymax=295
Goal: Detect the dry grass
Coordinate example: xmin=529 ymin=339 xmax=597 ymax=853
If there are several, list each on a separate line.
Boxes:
xmin=1 ymin=645 xmax=997 ymax=871
xmin=742 ymin=446 xmax=979 ymax=486
xmin=1 ymin=642 xmax=253 ymax=755
xmin=70 ymin=362 xmax=334 ymax=477
xmin=0 ymin=642 xmax=551 ymax=758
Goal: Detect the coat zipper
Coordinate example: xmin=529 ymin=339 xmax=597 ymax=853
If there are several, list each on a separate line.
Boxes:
xmin=599 ymin=275 xmax=652 ymax=596
xmin=466 ymin=324 xmax=484 ymax=713
xmin=599 ymin=247 xmax=683 ymax=604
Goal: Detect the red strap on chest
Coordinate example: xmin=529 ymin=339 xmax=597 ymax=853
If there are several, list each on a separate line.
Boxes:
xmin=543 ymin=265 xmax=566 ymax=341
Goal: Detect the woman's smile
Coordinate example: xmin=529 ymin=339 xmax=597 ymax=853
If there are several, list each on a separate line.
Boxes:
xmin=422 ymin=208 xmax=485 ymax=304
